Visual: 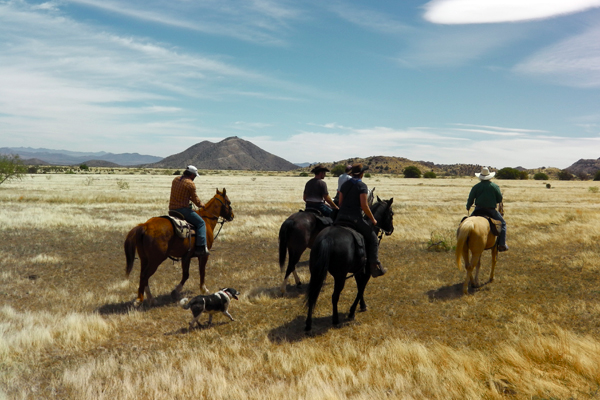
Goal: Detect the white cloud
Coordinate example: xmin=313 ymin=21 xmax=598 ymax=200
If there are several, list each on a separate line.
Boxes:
xmin=513 ymin=24 xmax=600 ymax=87
xmin=424 ymin=0 xmax=600 ymax=24
xmin=251 ymin=125 xmax=598 ymax=169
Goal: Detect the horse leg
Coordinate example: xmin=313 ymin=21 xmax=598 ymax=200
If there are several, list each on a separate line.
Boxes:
xmin=144 ymin=285 xmax=155 ymax=306
xmin=489 ymin=246 xmax=498 ymax=283
xmin=171 ymin=255 xmax=192 ymax=300
xmin=280 ymin=249 xmax=303 ymax=294
xmin=471 ymin=252 xmax=483 ymax=289
xmin=331 ymin=276 xmax=346 ymax=326
xmin=348 ymin=274 xmax=370 ymax=320
xmin=198 ymin=255 xmax=210 ymax=294
xmin=462 ymin=247 xmax=471 ymax=295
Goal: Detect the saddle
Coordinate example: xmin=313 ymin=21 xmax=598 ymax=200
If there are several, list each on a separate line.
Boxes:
xmin=460 ymin=212 xmax=502 ymax=236
xmin=300 ymin=208 xmax=333 ymax=228
xmin=163 ymin=211 xmax=196 ymax=239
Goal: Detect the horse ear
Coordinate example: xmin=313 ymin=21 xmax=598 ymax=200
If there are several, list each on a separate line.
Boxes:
xmin=388 ymin=198 xmax=394 ymax=205
xmin=377 ymin=196 xmax=381 ymax=202
xmin=216 ymin=188 xmax=219 ymax=194
xmin=222 ymin=188 xmax=226 ymax=195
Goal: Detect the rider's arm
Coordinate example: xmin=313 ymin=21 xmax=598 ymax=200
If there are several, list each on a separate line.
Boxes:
xmin=324 ymin=194 xmax=339 ymax=210
xmin=360 ymin=193 xmax=376 ymax=225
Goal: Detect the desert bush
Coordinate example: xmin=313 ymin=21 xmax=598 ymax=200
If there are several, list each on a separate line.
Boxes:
xmin=558 ymin=170 xmax=574 ymax=181
xmin=426 ymin=229 xmax=455 ymax=251
xmin=589 ymin=186 xmax=599 ymax=193
xmin=594 ymin=170 xmax=600 ymax=181
xmin=299 ymin=172 xmax=309 ymax=177
xmin=80 ymin=164 xmax=89 ymax=171
xmin=533 ymin=172 xmax=548 ymax=180
xmin=116 ymin=180 xmax=130 ymax=190
xmin=403 ymin=166 xmax=421 ymax=178
xmin=496 ymin=167 xmax=520 ymax=180
xmin=423 ymin=171 xmax=436 ymax=179
xmin=330 ymin=164 xmax=346 ymax=177
xmin=0 ymin=154 xmax=27 ymax=185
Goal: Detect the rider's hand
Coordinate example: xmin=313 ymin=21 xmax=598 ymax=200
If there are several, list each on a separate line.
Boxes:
xmin=372 ymin=218 xmax=377 ymax=226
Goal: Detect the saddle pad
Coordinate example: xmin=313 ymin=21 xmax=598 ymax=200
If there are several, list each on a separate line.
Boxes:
xmin=161 ymin=215 xmax=195 ymax=239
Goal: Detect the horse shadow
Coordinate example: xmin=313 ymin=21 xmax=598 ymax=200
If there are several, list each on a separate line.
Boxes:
xmin=163 ymin=320 xmax=230 ymax=336
xmin=426 ymin=281 xmax=491 ymax=301
xmin=96 ymin=291 xmax=191 ymax=315
xmin=267 ymin=314 xmax=355 ymax=343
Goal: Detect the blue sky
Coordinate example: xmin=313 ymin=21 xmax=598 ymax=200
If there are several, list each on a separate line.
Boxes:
xmin=1 ymin=0 xmax=599 ymax=168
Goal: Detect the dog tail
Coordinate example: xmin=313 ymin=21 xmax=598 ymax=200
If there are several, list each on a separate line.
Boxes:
xmin=305 ymin=234 xmax=331 ymax=310
xmin=124 ymin=224 xmax=144 ymax=277
xmin=456 ymin=219 xmax=472 ymax=270
xmin=278 ymin=219 xmax=294 ymax=273
xmin=180 ymin=298 xmax=191 ymax=309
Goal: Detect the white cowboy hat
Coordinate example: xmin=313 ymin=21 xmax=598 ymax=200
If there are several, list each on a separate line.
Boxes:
xmin=185 ymin=165 xmax=199 ymax=177
xmin=475 ymin=167 xmax=495 ymax=180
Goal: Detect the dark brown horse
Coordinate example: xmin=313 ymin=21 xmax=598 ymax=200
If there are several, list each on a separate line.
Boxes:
xmin=278 ymin=188 xmax=376 ymax=294
xmin=124 ymin=188 xmax=234 ymax=307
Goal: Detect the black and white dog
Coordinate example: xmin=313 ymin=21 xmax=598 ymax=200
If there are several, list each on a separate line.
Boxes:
xmin=180 ymin=288 xmax=240 ymax=329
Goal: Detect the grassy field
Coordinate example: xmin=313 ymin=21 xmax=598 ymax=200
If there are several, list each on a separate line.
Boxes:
xmin=1 ymin=172 xmax=600 ymax=399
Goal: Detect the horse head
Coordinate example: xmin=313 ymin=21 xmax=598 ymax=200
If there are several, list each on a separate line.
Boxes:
xmin=215 ymin=188 xmax=234 ymax=221
xmin=373 ymin=196 xmax=394 ymax=235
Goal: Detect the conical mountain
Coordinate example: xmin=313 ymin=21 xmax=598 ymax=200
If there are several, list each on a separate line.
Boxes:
xmin=149 ymin=136 xmax=298 ymax=171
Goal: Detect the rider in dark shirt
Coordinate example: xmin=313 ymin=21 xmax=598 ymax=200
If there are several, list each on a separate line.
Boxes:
xmin=303 ymin=165 xmax=338 ymax=217
xmin=336 ymin=164 xmax=386 ymax=277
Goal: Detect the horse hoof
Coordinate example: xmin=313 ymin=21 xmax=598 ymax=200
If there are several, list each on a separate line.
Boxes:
xmin=360 ymin=306 xmax=368 ymax=313
xmin=171 ymin=290 xmax=180 ymax=300
xmin=133 ymin=299 xmax=142 ymax=308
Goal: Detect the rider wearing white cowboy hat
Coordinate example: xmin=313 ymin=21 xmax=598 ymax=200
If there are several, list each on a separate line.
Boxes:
xmin=466 ymin=166 xmax=508 ymax=251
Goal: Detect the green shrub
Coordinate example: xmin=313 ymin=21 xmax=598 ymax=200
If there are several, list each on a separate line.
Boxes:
xmin=534 ymin=172 xmax=548 ymax=180
xmin=331 ymin=164 xmax=346 ymax=177
xmin=496 ymin=167 xmax=521 ymax=180
xmin=364 ymin=173 xmax=371 ymax=178
xmin=403 ymin=166 xmax=421 ymax=178
xmin=558 ymin=170 xmax=574 ymax=181
xmin=79 ymin=164 xmax=89 ymax=171
xmin=299 ymin=172 xmax=309 ymax=177
xmin=423 ymin=171 xmax=436 ymax=179
xmin=426 ymin=230 xmax=455 ymax=252
xmin=589 ymin=186 xmax=599 ymax=193
xmin=0 ymin=154 xmax=27 ymax=185
xmin=593 ymin=170 xmax=600 ymax=181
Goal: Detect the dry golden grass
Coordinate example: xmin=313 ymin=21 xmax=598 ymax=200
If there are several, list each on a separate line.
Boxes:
xmin=1 ymin=173 xmax=600 ymax=399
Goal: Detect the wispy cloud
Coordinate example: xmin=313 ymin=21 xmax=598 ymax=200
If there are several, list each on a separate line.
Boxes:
xmin=513 ymin=23 xmax=600 ymax=87
xmin=327 ymin=2 xmax=410 ymax=35
xmin=424 ymin=0 xmax=600 ymax=24
xmin=66 ymin=0 xmax=302 ymax=45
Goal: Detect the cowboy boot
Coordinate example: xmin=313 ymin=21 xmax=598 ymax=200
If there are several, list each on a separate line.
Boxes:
xmin=193 ymin=245 xmax=210 ymax=257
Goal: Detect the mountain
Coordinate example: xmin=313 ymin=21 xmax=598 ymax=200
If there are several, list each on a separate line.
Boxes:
xmin=565 ymin=158 xmax=600 ymax=177
xmin=148 ymin=136 xmax=299 ymax=171
xmin=0 ymin=147 xmax=162 ymax=166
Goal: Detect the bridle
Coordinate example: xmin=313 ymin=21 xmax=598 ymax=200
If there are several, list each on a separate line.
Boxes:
xmin=372 ymin=201 xmax=393 ymax=243
xmin=199 ymin=193 xmax=233 ymax=241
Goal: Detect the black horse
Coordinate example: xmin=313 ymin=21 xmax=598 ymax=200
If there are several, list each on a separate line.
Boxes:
xmin=305 ymin=197 xmax=394 ymax=332
xmin=278 ymin=188 xmax=376 ymax=294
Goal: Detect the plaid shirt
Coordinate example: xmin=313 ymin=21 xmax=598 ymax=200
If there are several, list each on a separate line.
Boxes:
xmin=169 ymin=176 xmax=202 ymax=210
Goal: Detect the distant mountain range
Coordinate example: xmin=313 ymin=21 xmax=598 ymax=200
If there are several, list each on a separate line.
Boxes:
xmin=0 ymin=147 xmax=162 ymax=166
xmin=1 ymin=142 xmax=598 ymax=177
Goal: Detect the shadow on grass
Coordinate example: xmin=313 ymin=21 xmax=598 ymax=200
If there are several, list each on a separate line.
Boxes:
xmin=164 ymin=320 xmax=230 ymax=336
xmin=268 ymin=314 xmax=355 ymax=343
xmin=96 ymin=291 xmax=192 ymax=315
xmin=426 ymin=281 xmax=491 ymax=301
xmin=247 ymin=284 xmax=307 ymax=300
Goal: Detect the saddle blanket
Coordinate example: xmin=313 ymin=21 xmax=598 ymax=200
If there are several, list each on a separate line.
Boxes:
xmin=300 ymin=208 xmax=333 ymax=227
xmin=162 ymin=213 xmax=195 ymax=239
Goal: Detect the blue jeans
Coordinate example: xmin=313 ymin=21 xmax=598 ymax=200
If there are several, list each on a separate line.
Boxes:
xmin=174 ymin=207 xmax=207 ymax=247
xmin=306 ymin=202 xmax=333 ymax=217
xmin=474 ymin=207 xmax=506 ymax=247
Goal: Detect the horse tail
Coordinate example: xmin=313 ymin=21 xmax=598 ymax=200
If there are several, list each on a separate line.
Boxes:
xmin=305 ymin=235 xmax=332 ymax=310
xmin=124 ymin=224 xmax=144 ymax=276
xmin=278 ymin=219 xmax=294 ymax=272
xmin=456 ymin=219 xmax=472 ymax=270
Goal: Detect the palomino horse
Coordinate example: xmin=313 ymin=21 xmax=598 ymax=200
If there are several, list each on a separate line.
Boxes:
xmin=305 ymin=197 xmax=394 ymax=332
xmin=124 ymin=188 xmax=234 ymax=307
xmin=455 ymin=216 xmax=498 ymax=295
xmin=279 ymin=188 xmax=375 ymax=294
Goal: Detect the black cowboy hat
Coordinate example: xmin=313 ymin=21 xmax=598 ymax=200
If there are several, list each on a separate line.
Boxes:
xmin=310 ymin=165 xmax=330 ymax=174
xmin=350 ymin=163 xmax=369 ymax=176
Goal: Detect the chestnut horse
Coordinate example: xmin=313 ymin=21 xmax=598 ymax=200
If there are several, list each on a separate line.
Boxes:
xmin=124 ymin=188 xmax=234 ymax=307
xmin=456 ymin=216 xmax=497 ymax=295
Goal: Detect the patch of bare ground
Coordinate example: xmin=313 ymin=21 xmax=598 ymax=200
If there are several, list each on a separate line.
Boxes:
xmin=2 ymin=173 xmax=600 ymax=399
